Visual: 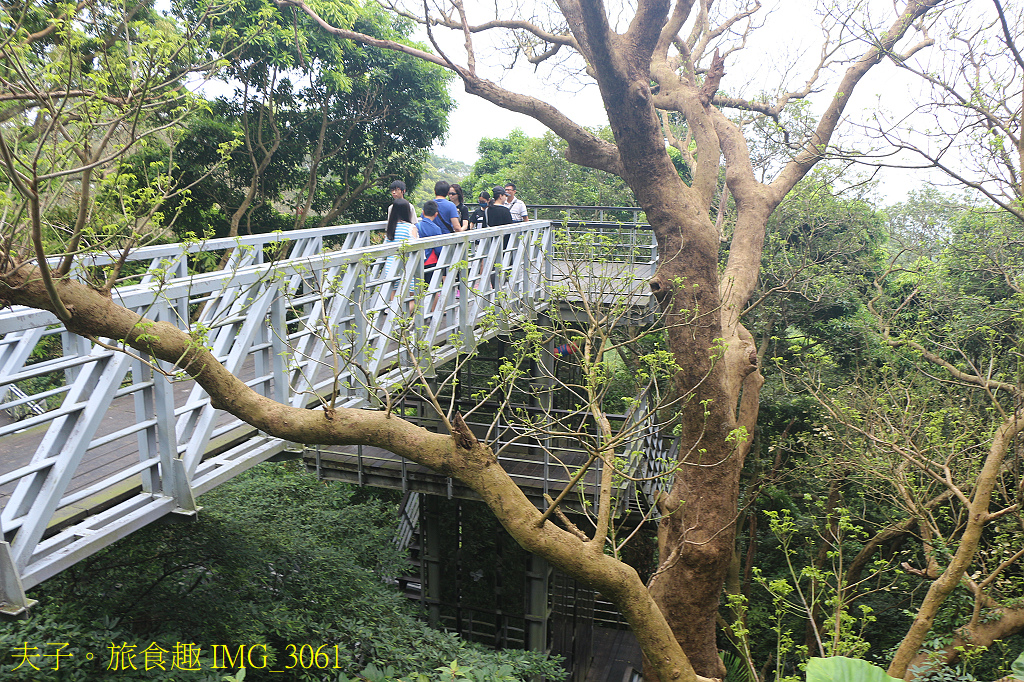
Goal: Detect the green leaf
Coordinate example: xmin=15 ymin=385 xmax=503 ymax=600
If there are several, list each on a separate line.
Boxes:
xmin=806 ymin=657 xmax=900 ymax=682
xmin=1011 ymin=649 xmax=1024 ymax=680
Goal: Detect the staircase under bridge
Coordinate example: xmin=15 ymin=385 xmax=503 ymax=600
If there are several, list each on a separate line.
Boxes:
xmin=0 ymin=210 xmax=673 ymax=680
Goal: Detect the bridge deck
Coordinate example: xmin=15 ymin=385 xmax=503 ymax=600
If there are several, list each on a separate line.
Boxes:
xmin=0 ymin=361 xmax=262 ymax=531
xmin=308 ymin=442 xmax=599 ymax=509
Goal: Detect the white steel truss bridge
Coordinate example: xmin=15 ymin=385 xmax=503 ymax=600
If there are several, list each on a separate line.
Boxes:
xmin=0 ymin=216 xmax=675 ymax=616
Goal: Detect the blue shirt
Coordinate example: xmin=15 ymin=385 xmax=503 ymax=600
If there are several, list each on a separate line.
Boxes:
xmin=417 ymin=217 xmax=443 ymax=264
xmin=432 ymin=197 xmax=459 ymax=234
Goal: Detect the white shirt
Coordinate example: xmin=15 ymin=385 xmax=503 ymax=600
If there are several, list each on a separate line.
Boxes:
xmin=507 ymin=196 xmax=528 ymax=222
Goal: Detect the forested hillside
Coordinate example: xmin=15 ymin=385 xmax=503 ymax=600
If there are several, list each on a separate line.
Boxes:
xmin=459 ymin=129 xmax=637 ymax=208
xmin=0 ymin=464 xmax=563 ymax=681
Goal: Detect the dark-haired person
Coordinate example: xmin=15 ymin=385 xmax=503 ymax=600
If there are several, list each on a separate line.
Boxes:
xmin=504 ymin=181 xmax=527 ymax=223
xmin=386 ymin=180 xmax=408 ymax=223
xmin=486 ymin=186 xmax=514 ymax=227
xmin=432 ymin=181 xmax=462 ymax=233
xmin=447 ymin=184 xmax=469 ymax=228
xmin=470 ymin=190 xmax=490 ymax=229
xmin=389 ymin=180 xmax=407 ymax=201
xmin=383 ymin=198 xmax=417 ymax=275
xmin=417 ymin=200 xmax=444 ymax=284
xmin=483 ymin=187 xmax=515 ymax=287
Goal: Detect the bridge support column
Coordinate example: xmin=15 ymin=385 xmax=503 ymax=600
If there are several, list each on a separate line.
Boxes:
xmin=458 ymin=261 xmax=475 ymax=353
xmin=169 ymin=458 xmax=201 ymax=518
xmin=350 ymin=278 xmax=370 ymax=404
xmin=423 ymin=509 xmax=441 ymax=627
xmin=0 ymin=540 xmax=36 ymax=617
xmin=538 ymin=313 xmax=555 ymax=502
xmin=494 ymin=258 xmax=510 ymax=334
xmin=61 ymin=331 xmax=91 ymax=385
xmin=525 ymin=554 xmax=551 ymax=654
xmin=269 ymin=295 xmax=290 ymax=404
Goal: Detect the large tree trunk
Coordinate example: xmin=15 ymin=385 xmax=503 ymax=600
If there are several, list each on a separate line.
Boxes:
xmin=564 ymin=7 xmax=762 ymax=672
xmin=551 ymin=3 xmax=759 ymax=675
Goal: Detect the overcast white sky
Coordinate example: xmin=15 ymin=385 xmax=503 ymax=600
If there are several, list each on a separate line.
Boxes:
xmin=416 ymin=16 xmax=611 ymax=165
xmin=430 ymin=86 xmax=606 ymax=166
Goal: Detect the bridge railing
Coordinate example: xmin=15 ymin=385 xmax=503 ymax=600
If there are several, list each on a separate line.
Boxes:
xmin=70 ymin=221 xmax=385 ymax=273
xmin=526 ymin=205 xmax=646 ymax=225
xmin=0 ymin=220 xmax=551 ymax=613
xmin=0 ymin=223 xmax=387 ymax=415
xmin=527 ymin=206 xmax=656 ymax=283
xmin=0 ymin=214 xmax=676 ymax=615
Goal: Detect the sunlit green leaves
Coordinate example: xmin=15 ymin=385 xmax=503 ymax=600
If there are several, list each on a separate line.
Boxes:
xmin=805 ymin=656 xmax=899 ymax=682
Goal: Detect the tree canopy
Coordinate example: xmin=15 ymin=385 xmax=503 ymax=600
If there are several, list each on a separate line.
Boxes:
xmin=146 ymin=0 xmax=453 ymax=239
xmin=0 ymin=463 xmax=565 ymax=681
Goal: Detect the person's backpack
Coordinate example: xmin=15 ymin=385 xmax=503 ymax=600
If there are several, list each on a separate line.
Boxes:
xmin=470 ymin=207 xmax=486 ymax=229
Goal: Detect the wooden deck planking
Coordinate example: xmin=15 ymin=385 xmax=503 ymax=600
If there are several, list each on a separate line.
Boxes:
xmin=0 ymin=361 xmax=267 ymax=531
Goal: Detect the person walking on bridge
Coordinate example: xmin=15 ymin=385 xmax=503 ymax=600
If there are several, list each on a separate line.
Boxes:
xmin=386 ymin=180 xmax=407 ymax=223
xmin=417 ymin=201 xmax=444 ymax=284
xmin=447 ymin=183 xmax=469 ymax=228
xmin=504 ymin=181 xmax=527 ymax=223
xmin=383 ymin=198 xmax=417 ymax=275
xmin=470 ymin=190 xmax=490 ymax=229
xmin=486 ymin=186 xmax=514 ymax=227
xmin=432 ymin=181 xmax=462 ymax=233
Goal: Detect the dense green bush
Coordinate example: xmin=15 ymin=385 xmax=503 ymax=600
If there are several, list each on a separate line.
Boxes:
xmin=0 ymin=463 xmax=563 ymax=681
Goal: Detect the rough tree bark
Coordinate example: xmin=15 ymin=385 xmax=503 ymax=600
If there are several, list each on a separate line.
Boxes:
xmin=905 ymin=603 xmax=1024 ymax=674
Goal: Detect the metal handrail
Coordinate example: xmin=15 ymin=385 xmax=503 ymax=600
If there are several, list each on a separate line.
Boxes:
xmin=0 ymin=219 xmax=554 ymax=612
xmin=526 ymin=205 xmax=647 ymax=224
